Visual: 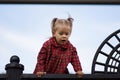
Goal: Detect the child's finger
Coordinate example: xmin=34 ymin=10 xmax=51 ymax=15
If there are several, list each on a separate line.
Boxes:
xmin=43 ymin=72 xmax=46 ymax=74
xmin=37 ymin=74 xmax=42 ymax=77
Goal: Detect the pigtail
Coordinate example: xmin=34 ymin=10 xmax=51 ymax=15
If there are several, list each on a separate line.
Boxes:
xmin=67 ymin=17 xmax=74 ymax=22
xmin=66 ymin=13 xmax=74 ymax=27
xmin=51 ymin=18 xmax=57 ymax=27
xmin=67 ymin=17 xmax=73 ymax=27
xmin=51 ymin=18 xmax=57 ymax=35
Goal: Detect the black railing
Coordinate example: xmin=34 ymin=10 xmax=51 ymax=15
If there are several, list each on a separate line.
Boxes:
xmin=0 ymin=0 xmax=120 ymax=4
xmin=0 ymin=55 xmax=120 ymax=80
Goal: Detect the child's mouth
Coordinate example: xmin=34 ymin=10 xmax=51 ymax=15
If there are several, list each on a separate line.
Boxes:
xmin=62 ymin=40 xmax=66 ymax=42
xmin=61 ymin=40 xmax=67 ymax=43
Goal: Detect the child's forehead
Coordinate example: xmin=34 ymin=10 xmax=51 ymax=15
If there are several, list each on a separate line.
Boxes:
xmin=56 ymin=24 xmax=71 ymax=29
xmin=56 ymin=25 xmax=71 ymax=32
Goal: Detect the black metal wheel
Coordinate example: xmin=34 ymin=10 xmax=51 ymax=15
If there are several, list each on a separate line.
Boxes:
xmin=92 ymin=29 xmax=120 ymax=74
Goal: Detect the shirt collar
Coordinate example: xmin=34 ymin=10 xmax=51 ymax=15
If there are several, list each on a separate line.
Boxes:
xmin=50 ymin=37 xmax=69 ymax=50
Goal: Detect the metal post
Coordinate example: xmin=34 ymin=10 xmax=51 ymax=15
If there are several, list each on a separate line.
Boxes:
xmin=5 ymin=55 xmax=24 ymax=80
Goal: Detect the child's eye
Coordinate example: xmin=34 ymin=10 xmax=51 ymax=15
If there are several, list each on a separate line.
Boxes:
xmin=66 ymin=32 xmax=70 ymax=35
xmin=66 ymin=33 xmax=69 ymax=35
xmin=59 ymin=32 xmax=63 ymax=35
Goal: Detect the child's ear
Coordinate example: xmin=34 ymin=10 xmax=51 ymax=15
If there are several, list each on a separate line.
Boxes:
xmin=52 ymin=33 xmax=55 ymax=37
xmin=52 ymin=30 xmax=56 ymax=36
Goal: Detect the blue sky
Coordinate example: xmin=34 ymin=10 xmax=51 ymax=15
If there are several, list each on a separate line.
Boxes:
xmin=0 ymin=4 xmax=120 ymax=74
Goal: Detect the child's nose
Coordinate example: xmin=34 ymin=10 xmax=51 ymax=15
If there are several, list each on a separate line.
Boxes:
xmin=62 ymin=34 xmax=67 ymax=37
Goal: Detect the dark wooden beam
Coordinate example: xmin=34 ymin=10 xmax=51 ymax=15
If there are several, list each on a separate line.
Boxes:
xmin=0 ymin=0 xmax=120 ymax=4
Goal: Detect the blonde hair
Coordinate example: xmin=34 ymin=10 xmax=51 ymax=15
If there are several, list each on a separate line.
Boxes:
xmin=51 ymin=17 xmax=73 ymax=36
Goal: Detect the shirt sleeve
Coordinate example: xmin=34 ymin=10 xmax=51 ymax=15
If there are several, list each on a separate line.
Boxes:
xmin=34 ymin=43 xmax=47 ymax=74
xmin=71 ymin=47 xmax=82 ymax=72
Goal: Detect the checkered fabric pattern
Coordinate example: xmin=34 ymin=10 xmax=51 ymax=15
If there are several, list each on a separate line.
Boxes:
xmin=34 ymin=37 xmax=82 ymax=74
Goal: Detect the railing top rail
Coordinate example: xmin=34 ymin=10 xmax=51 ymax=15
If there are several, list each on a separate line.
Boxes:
xmin=21 ymin=74 xmax=120 ymax=79
xmin=1 ymin=74 xmax=120 ymax=79
xmin=0 ymin=0 xmax=120 ymax=4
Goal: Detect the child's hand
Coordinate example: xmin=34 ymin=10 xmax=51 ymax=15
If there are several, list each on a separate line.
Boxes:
xmin=76 ymin=70 xmax=83 ymax=78
xmin=36 ymin=72 xmax=46 ymax=77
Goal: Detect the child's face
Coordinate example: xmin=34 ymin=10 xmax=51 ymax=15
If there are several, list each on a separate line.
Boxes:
xmin=53 ymin=25 xmax=71 ymax=45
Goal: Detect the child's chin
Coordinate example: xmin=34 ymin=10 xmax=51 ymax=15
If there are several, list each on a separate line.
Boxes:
xmin=61 ymin=42 xmax=67 ymax=44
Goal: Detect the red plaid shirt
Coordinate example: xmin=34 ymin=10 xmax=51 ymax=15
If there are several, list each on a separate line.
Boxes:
xmin=34 ymin=37 xmax=82 ymax=74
